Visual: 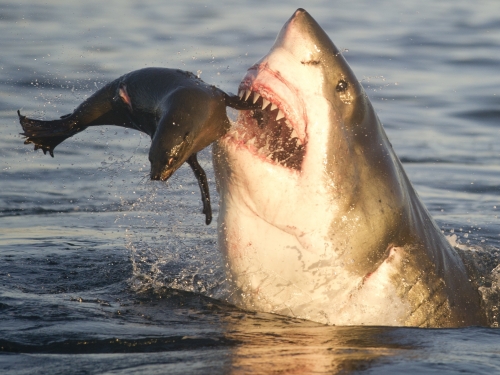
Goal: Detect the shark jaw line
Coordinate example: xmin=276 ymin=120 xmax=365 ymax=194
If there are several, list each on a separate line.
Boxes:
xmin=224 ymin=65 xmax=307 ymax=171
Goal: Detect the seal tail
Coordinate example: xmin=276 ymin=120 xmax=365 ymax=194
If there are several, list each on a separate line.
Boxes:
xmin=18 ymin=110 xmax=87 ymax=157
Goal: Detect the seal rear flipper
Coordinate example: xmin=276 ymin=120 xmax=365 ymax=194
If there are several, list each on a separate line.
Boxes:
xmin=18 ymin=110 xmax=87 ymax=157
xmin=186 ymin=153 xmax=212 ymax=225
xmin=18 ymin=80 xmax=140 ymax=156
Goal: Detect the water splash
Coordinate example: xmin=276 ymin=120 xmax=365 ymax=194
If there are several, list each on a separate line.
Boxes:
xmin=118 ymin=179 xmax=226 ymax=298
xmin=450 ymin=235 xmax=500 ymax=327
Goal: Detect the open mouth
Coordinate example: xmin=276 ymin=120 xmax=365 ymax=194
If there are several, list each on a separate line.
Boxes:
xmin=226 ymin=84 xmax=306 ymax=171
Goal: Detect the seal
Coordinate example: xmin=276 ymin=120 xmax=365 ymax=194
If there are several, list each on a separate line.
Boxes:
xmin=19 ymin=67 xmax=234 ymax=224
xmin=213 ymin=9 xmax=486 ymax=327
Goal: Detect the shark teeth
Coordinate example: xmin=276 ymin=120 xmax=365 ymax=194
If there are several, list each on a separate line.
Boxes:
xmin=262 ymin=98 xmax=270 ymax=109
xmin=236 ymin=87 xmax=305 ymax=169
xmin=239 ymin=88 xmax=282 ymax=112
xmin=238 ymin=88 xmax=304 ymax=160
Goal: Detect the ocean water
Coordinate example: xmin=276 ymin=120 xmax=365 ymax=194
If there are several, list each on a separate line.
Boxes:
xmin=1 ymin=0 xmax=500 ymax=373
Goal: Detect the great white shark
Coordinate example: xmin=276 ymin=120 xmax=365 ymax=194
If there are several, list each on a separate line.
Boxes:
xmin=213 ymin=9 xmax=486 ymax=327
xmin=17 ymin=8 xmax=486 ymax=327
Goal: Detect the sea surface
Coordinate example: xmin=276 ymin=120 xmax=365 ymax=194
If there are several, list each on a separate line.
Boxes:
xmin=1 ymin=0 xmax=500 ymax=374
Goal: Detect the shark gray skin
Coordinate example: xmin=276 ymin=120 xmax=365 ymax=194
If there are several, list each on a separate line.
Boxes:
xmin=18 ymin=67 xmax=236 ymax=225
xmin=214 ymin=9 xmax=486 ymax=327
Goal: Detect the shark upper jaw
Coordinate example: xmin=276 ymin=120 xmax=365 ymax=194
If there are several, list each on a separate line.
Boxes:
xmin=221 ymin=8 xmax=350 ymax=176
xmin=220 ymin=9 xmax=336 ymax=174
xmin=222 ymin=64 xmax=308 ymax=172
xmin=238 ymin=62 xmax=308 ymax=141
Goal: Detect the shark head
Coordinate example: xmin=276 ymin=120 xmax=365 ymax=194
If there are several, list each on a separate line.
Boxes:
xmin=231 ymin=8 xmax=370 ymax=173
xmin=216 ymin=8 xmax=406 ymax=269
xmin=214 ymin=9 xmax=484 ymax=326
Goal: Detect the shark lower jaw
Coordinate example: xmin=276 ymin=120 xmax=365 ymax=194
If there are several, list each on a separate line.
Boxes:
xmin=222 ymin=67 xmax=307 ymax=171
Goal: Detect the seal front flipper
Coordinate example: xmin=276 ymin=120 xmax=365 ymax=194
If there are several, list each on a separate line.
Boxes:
xmin=187 ymin=154 xmax=212 ymax=225
xmin=186 ymin=153 xmax=212 ymax=225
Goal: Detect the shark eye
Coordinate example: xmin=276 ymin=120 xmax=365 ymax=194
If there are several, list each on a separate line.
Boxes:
xmin=336 ymin=80 xmax=348 ymax=93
